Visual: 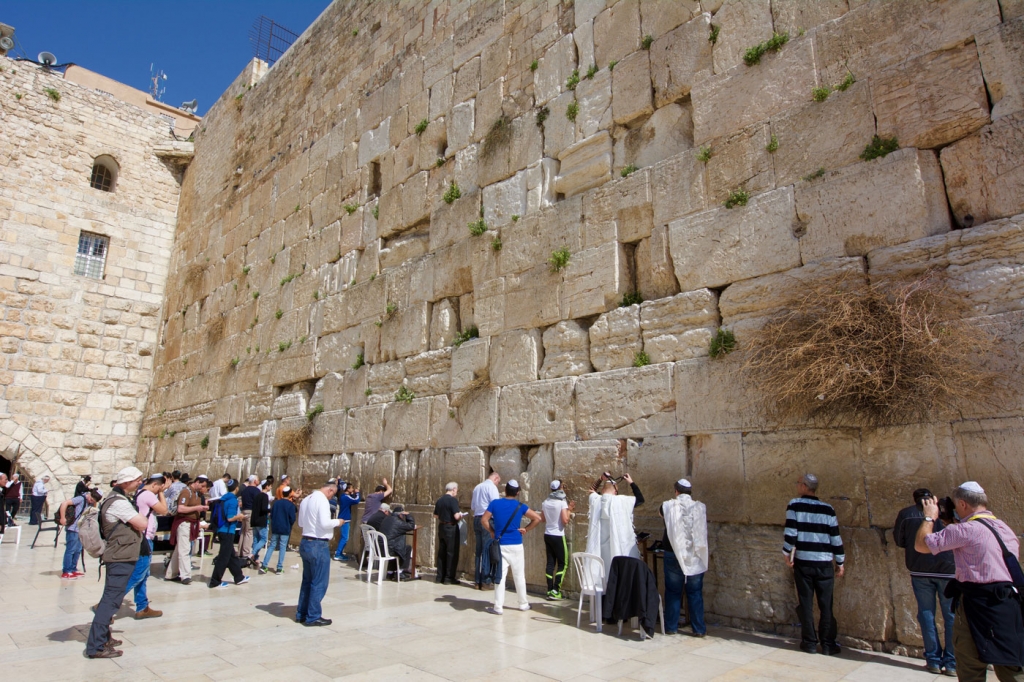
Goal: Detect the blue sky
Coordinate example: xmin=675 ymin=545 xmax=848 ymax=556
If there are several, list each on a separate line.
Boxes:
xmin=2 ymin=1 xmax=331 ymax=115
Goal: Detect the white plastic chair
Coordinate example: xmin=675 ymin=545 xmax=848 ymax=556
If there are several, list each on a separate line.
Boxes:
xmin=357 ymin=524 xmax=374 ymax=573
xmin=365 ymin=528 xmax=399 ymax=585
xmin=0 ymin=523 xmax=21 ymax=546
xmin=572 ymin=552 xmax=606 ymax=633
xmin=616 ymin=594 xmax=666 ymax=640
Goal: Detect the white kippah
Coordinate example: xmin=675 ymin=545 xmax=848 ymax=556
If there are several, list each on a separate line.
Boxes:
xmin=507 ymin=479 xmax=520 ymax=489
xmin=677 ymin=478 xmax=691 ymax=488
xmin=959 ymin=481 xmax=985 ymax=494
xmin=550 ymin=480 xmax=561 ymax=490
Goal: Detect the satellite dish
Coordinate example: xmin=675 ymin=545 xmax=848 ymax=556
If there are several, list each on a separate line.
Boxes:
xmin=38 ymin=51 xmax=57 ymax=66
xmin=0 ymin=37 xmax=14 ymax=51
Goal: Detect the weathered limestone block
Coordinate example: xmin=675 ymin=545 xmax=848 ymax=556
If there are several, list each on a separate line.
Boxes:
xmin=593 ymin=0 xmax=640 ymax=67
xmin=589 ymin=305 xmax=642 ymax=372
xmin=871 ymin=44 xmax=990 ymax=150
xmin=627 ymin=435 xmax=688 ymax=510
xmin=770 ymin=0 xmax=848 ymax=37
xmin=535 ymin=34 xmax=578 ymax=106
xmin=482 ymin=171 xmax=527 ymax=229
xmin=720 ymin=257 xmax=865 ymax=340
xmin=832 ymin=528 xmax=898 ymax=643
xmin=418 ymin=119 xmax=449 ymax=173
xmin=498 ymin=377 xmax=577 ymax=445
xmin=770 ymin=80 xmax=875 ymax=187
xmin=795 ymin=149 xmax=950 ymax=263
xmin=544 ymin=91 xmax=579 ymax=159
xmin=308 ymin=409 xmax=346 ymax=455
xmin=404 ymin=348 xmax=451 ymax=396
xmin=691 ymin=37 xmax=817 ymax=145
xmin=576 ymin=364 xmax=676 ymax=440
xmin=862 ymin=423 xmax=960 ymax=527
xmin=344 ymin=404 xmax=385 ymax=452
xmin=743 ymin=429 xmax=868 ymax=527
xmin=669 ymin=186 xmax=801 ymax=291
xmin=367 ymin=360 xmax=405 ymax=404
xmin=640 ymin=289 xmax=720 ymax=363
xmin=451 ymin=337 xmax=489 ymax=392
xmin=561 ymin=242 xmax=632 ymax=319
xmin=705 ymin=122 xmax=775 ymax=204
xmin=525 ymin=158 xmax=559 ymax=215
xmin=583 ymin=167 xmax=652 ymax=247
xmin=443 ymin=446 xmax=488 ymax=507
xmin=552 ymin=440 xmax=623 ymax=513
xmin=554 ymin=132 xmax=613 ymax=198
xmin=314 ymin=327 xmax=362 ymax=376
xmin=447 ymin=100 xmax=475 ymax=153
xmin=575 ymin=69 xmax=612 ymax=139
xmin=674 ymin=357 xmax=765 ymax=432
xmin=379 ymin=301 xmax=430 ymax=362
xmin=955 ymin=417 xmax=1024 ymax=529
xmin=978 ymin=17 xmax=1024 ymax=120
xmin=415 ymin=449 xmax=444 ymax=506
xmin=383 ymin=398 xmax=431 ymax=450
xmin=479 ymin=115 xmax=542 ymax=188
xmin=711 ymin=0 xmax=773 ymax=74
xmin=429 ymin=389 xmax=499 ymax=447
xmin=431 ymin=241 xmax=473 ymax=301
xmin=271 ymin=389 xmax=309 ymax=420
xmin=500 ymin=200 xmax=583 ymax=276
xmin=311 ymin=372 xmax=343 ymax=412
xmin=379 ymin=232 xmax=429 ymax=270
xmin=401 ymin=171 xmax=430 ymax=229
xmin=636 ymin=224 xmax=680 ymax=301
xmin=473 ymin=277 xmax=505 ymax=337
xmin=490 ymin=446 xmax=524 ymax=482
xmin=358 ymin=117 xmax=391 ymax=167
xmin=651 ymin=12 xmax=713 ymax=108
xmin=611 ymin=51 xmax=653 ymax=126
xmin=394 ymin=449 xmax=419 ymax=505
xmin=489 ymin=329 xmax=543 ymax=387
xmin=322 ymin=276 xmax=386 ymax=332
xmin=640 ymin=0 xmax=699 ymax=40
xmin=504 ymin=264 xmax=564 ymax=331
xmin=689 ymin=433 xmax=746 ymax=522
xmin=867 ymin=214 xmax=1024 ymax=316
xmin=541 ymin=320 xmax=593 ymax=379
xmin=430 ymin=299 xmax=460 ymax=350
xmin=940 ymin=111 xmax=1024 ymax=227
xmin=616 ymin=101 xmax=694 ymax=172
xmin=575 ymin=18 xmax=595 ymax=75
xmin=429 ymin=74 xmax=454 ymax=122
xmin=813 ymin=0 xmax=1001 ymax=87
xmin=650 ymin=148 xmax=707 ymax=226
xmin=453 ymin=0 xmax=503 ymax=68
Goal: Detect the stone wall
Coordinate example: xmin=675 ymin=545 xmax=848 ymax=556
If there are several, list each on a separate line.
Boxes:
xmin=139 ymin=0 xmax=1024 ymax=651
xmin=0 ymin=58 xmax=184 ymax=502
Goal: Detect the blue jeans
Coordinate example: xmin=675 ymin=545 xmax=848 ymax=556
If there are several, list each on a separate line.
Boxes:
xmin=251 ymin=526 xmax=268 ymax=558
xmin=664 ymin=550 xmax=706 ymax=635
xmin=125 ymin=539 xmax=153 ymax=612
xmin=63 ymin=529 xmax=82 ymax=574
xmin=297 ymin=538 xmax=330 ymax=623
xmin=334 ymin=522 xmax=351 ymax=558
xmin=474 ymin=516 xmax=491 ymax=585
xmin=264 ymin=533 xmax=289 ymax=570
xmin=912 ymin=576 xmax=956 ymax=670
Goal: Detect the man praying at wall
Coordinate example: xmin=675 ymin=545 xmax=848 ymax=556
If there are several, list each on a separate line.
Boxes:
xmin=586 ymin=472 xmax=645 ymax=581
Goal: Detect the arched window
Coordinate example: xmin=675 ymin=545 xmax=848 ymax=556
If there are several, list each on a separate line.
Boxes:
xmin=89 ymin=155 xmax=118 ymax=192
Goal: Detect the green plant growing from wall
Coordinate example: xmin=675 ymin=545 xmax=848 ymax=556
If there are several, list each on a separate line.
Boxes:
xmin=860 ymin=135 xmax=899 ymax=161
xmin=530 ymin=59 xmax=538 ymax=72
xmin=280 ymin=273 xmax=297 ymax=286
xmin=435 ymin=157 xmax=445 ymax=168
xmin=621 ymin=292 xmax=644 ymax=307
xmin=696 ymin=145 xmax=712 ymax=163
xmin=443 ymin=181 xmax=462 ymax=204
xmin=312 ymin=290 xmax=320 ymax=301
xmin=812 ymin=86 xmax=831 ymax=102
xmin=278 ymin=340 xmax=292 ymax=352
xmin=566 ymin=100 xmax=579 ymax=122
xmin=743 ymin=32 xmax=789 ymax=66
xmin=586 ymin=63 xmax=598 ymax=79
xmin=269 ymin=254 xmax=276 ymax=264
xmin=200 ymin=435 xmax=210 ymax=449
xmin=385 ymin=302 xmax=397 ymax=317
xmin=275 ymin=308 xmax=283 ymax=319
xmin=453 ymin=326 xmax=479 ymax=346
xmin=344 ymin=203 xmax=359 ymax=215
xmin=766 ymin=134 xmax=779 ymax=153
xmin=395 ymin=386 xmax=415 ymax=404
xmin=802 ymin=167 xmax=826 ymax=182
xmin=566 ymin=69 xmax=580 ymax=91
xmin=415 ymin=118 xmax=429 ymax=135
xmin=352 ymin=353 xmax=364 ymax=369
xmin=294 ymin=204 xmax=300 ymax=213
xmin=231 ymin=357 xmax=240 ymax=368
xmin=352 ymin=29 xmax=358 ymax=37
xmin=491 ymin=235 xmax=502 ymax=251
xmin=633 ymin=351 xmax=651 ymax=367
xmin=709 ymin=24 xmax=721 ymax=44
xmin=620 ymin=164 xmax=638 ymax=178
xmin=468 ymin=219 xmax=488 ymax=236
xmin=483 ymin=115 xmax=512 ymax=158
xmin=835 ymin=71 xmax=856 ymax=92
xmin=536 ymin=106 xmax=549 ymax=126
xmin=724 ymin=189 xmax=749 ymax=208
xmin=511 ymin=214 xmax=519 ymax=222
xmin=299 ymin=335 xmax=307 ymax=344
xmin=15 ymin=93 xmax=23 ymax=100
xmin=709 ymin=328 xmax=737 ymax=359
xmin=549 ymin=246 xmax=571 ymax=272
xmin=642 ymin=34 xmax=654 ymax=50
xmin=365 ymin=388 xmax=373 ymax=396
xmin=372 ymin=205 xmax=379 ymax=220
xmin=182 ymin=358 xmax=188 ymax=366
xmin=242 ymin=265 xmax=251 ymax=275
xmin=608 ymin=60 xmax=618 ymax=71
xmin=306 ymin=404 xmax=324 ymax=421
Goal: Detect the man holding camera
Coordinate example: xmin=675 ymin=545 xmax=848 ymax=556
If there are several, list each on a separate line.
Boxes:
xmin=894 ymin=489 xmax=957 ymax=675
xmin=916 ymin=482 xmax=1024 ymax=682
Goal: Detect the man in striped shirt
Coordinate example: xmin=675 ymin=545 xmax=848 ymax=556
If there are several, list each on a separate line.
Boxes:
xmin=783 ymin=473 xmax=845 ymax=656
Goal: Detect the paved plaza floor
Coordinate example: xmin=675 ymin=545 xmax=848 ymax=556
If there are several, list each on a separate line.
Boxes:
xmin=0 ymin=534 xmax=969 ymax=681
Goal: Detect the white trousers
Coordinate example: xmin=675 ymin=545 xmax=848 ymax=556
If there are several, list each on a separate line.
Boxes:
xmin=495 ymin=544 xmax=529 ymax=611
xmin=166 ymin=522 xmax=192 ymax=580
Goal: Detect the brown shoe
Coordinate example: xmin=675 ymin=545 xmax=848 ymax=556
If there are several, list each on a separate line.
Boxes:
xmin=135 ymin=606 xmax=163 ymax=619
xmin=87 ymin=648 xmax=123 ymax=658
xmin=106 ymin=638 xmax=122 ymax=647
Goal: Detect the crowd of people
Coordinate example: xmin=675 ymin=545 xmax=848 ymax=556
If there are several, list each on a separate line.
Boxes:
xmin=9 ymin=462 xmax=1016 ymax=679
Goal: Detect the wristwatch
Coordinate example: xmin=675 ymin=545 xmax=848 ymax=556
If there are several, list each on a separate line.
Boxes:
xmin=923 ymin=517 xmax=937 ymax=523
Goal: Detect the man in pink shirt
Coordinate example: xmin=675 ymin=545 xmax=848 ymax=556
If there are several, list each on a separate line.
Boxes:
xmin=916 ymin=481 xmax=1024 ymax=682
xmin=124 ymin=473 xmax=168 ymax=620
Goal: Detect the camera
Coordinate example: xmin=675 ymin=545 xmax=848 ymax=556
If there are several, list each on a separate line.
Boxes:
xmin=936 ymin=496 xmax=956 ymax=523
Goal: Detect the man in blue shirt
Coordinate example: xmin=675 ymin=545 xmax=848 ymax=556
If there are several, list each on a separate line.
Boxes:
xmin=209 ymin=479 xmax=249 ymax=588
xmin=481 ymin=480 xmax=542 ymax=614
xmin=334 ymin=483 xmax=361 ymax=561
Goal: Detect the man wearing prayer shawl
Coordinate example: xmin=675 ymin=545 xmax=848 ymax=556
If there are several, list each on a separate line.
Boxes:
xmin=586 ymin=472 xmax=644 ymax=583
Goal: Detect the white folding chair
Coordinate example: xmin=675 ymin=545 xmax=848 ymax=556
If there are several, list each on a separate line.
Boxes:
xmin=365 ymin=529 xmax=399 ymax=585
xmin=572 ymin=552 xmax=606 ymax=633
xmin=357 ymin=524 xmax=374 ymax=573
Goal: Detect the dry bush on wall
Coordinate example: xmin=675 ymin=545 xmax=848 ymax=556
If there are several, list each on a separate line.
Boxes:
xmin=743 ymin=274 xmax=1005 ymax=427
xmin=276 ymin=423 xmax=311 ymax=456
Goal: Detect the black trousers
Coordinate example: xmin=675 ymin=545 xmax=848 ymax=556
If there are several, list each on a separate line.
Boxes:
xmin=544 ymin=533 xmax=568 ymax=592
xmin=794 ymin=563 xmax=839 ymax=649
xmin=86 ymin=561 xmax=134 ymax=655
xmin=29 ymin=495 xmax=43 ymax=524
xmin=0 ymin=496 xmax=6 ymax=531
xmin=436 ymin=524 xmax=459 ymax=582
xmin=210 ymin=531 xmax=244 ymax=585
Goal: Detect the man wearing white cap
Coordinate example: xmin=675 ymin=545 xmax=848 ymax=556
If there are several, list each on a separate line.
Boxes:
xmin=586 ymin=472 xmax=645 ymax=578
xmin=85 ymin=466 xmax=148 ymax=659
xmin=482 ymin=479 xmax=542 ymax=614
xmin=542 ymin=480 xmax=574 ymax=600
xmin=916 ymin=482 xmax=1024 ymax=681
xmin=661 ymin=479 xmax=708 ymax=636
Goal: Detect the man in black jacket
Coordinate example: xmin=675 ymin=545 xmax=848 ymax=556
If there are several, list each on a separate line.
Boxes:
xmin=381 ymin=504 xmax=418 ymax=578
xmin=893 ymin=488 xmax=957 ymax=675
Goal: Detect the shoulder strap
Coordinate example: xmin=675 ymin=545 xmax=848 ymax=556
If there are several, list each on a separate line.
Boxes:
xmin=977 ymin=518 xmax=1024 ymax=588
xmin=496 ymin=502 xmax=523 ymax=542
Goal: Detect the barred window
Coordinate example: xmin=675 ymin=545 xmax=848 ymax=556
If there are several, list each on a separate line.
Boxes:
xmin=89 ymin=155 xmax=118 ymax=192
xmin=74 ymin=232 xmax=109 ymax=279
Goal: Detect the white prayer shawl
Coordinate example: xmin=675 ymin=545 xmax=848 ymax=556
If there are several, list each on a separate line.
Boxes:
xmin=662 ymin=495 xmax=709 ymax=576
xmin=587 ymin=492 xmax=641 ymax=584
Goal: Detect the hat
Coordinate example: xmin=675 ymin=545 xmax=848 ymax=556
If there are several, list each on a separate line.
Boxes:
xmin=507 ymin=479 xmax=520 ymax=489
xmin=379 ymin=503 xmax=392 ymax=513
xmin=115 ymin=466 xmax=144 ymax=484
xmin=281 ymin=486 xmax=291 ymax=495
xmin=677 ymin=478 xmax=691 ymax=488
xmin=195 ymin=474 xmax=209 ymax=482
xmin=326 ymin=477 xmax=338 ymax=486
xmin=148 ymin=473 xmax=166 ymax=482
xmin=959 ymin=481 xmax=985 ymax=494
xmin=392 ymin=504 xmax=405 ymax=513
xmin=550 ymin=480 xmax=561 ymax=491
xmin=180 ymin=473 xmax=191 ymax=484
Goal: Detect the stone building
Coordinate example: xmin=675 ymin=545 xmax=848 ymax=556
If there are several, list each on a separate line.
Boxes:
xmin=0 ymin=54 xmax=188 ymax=501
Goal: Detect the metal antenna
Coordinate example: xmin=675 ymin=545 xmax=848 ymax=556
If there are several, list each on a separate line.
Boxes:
xmin=149 ymin=63 xmax=167 ymax=101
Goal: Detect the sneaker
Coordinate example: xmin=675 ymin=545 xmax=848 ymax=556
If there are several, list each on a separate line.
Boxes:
xmin=331 ymin=556 xmax=342 ymax=562
xmin=165 ymin=576 xmax=182 ymax=582
xmin=927 ymin=666 xmax=942 ymax=674
xmin=214 ymin=581 xmax=230 ymax=589
xmin=259 ymin=566 xmax=268 ymax=575
xmin=71 ymin=571 xmax=86 ymax=578
xmin=86 ymin=648 xmax=122 ymax=659
xmin=551 ymin=591 xmax=565 ymax=600
xmin=545 ymin=591 xmax=556 ymax=601
xmin=486 ymin=606 xmax=503 ymax=615
xmin=519 ymin=603 xmax=531 ymax=612
xmin=942 ymin=669 xmax=957 ymax=677
xmin=134 ymin=607 xmax=163 ymax=620
xmin=181 ymin=578 xmax=192 ymax=585
xmin=234 ymin=576 xmax=250 ymax=586
xmin=61 ymin=572 xmax=78 ymax=580
xmin=275 ymin=568 xmax=283 ymax=575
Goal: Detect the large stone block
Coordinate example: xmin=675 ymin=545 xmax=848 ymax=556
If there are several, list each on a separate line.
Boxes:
xmin=429 ymin=389 xmax=499 ymax=447
xmin=770 ymin=0 xmax=848 ymax=37
xmin=711 ymin=0 xmax=773 ymax=74
xmin=473 ymin=277 xmax=505 ymax=337
xmin=650 ymin=144 xmax=708 ymax=226
xmin=482 ymin=171 xmax=527 ymax=229
xmin=358 ymin=117 xmax=391 ymax=167
xmin=552 ymin=439 xmax=623 ymax=513
xmin=443 ymin=446 xmax=488 ymax=508
xmin=429 ymin=299 xmax=459 ymax=350
xmin=589 ymin=305 xmax=642 ymax=372
xmin=431 ymin=241 xmax=474 ymax=301
xmin=640 ymin=0 xmax=699 ymax=40
xmin=499 ymin=199 xmax=583 ymax=276
xmin=540 ymin=320 xmax=593 ymax=379
xmin=450 ymin=337 xmax=489 ymax=392
xmin=583 ymin=168 xmax=652 ymax=247
xmin=535 ymin=34 xmax=578 ymax=106
xmin=593 ymin=0 xmax=641 ymax=67
xmin=689 ymin=433 xmax=746 ymax=522
xmin=640 ymin=289 xmax=720 ymax=363
xmin=955 ymin=417 xmax=1024 ymax=529
xmin=867 ymin=214 xmax=1024 ymax=316
xmin=366 ymin=360 xmax=405 ymax=405
xmin=795 ymin=149 xmax=950 ymax=263
xmin=668 ymin=186 xmax=801 ymax=291
xmin=651 ymin=12 xmax=713 ymax=108
xmin=344 ymin=404 xmax=385 ymax=452
xmin=561 ymin=242 xmax=632 ymax=319
xmin=394 ymin=449 xmax=419 ymax=505
xmin=308 ymin=409 xmax=346 ymax=455
xmin=489 ymin=328 xmax=543 ymax=387
xmin=544 ymin=91 xmax=579 ymax=159
xmin=383 ymin=398 xmax=431 ymax=450
xmin=498 ymin=377 xmax=577 ymax=445
xmin=705 ymin=122 xmax=775 ymax=205
xmin=378 ymin=301 xmax=430 ymax=362
xmin=616 ymin=101 xmax=695 ymax=171
xmin=940 ymin=111 xmax=1024 ymax=227
xmin=691 ymin=36 xmax=817 ymax=145
xmin=429 ymin=189 xmax=481 ymax=252
xmin=314 ymin=327 xmax=363 ymax=376
xmin=404 ymin=348 xmax=451 ymax=397
xmin=489 ymin=446 xmax=524 ymax=482
xmin=576 ymin=364 xmax=676 ymax=440
xmin=504 ymin=264 xmax=564 ymax=331
xmin=635 ymin=224 xmax=680 ymax=301
xmin=575 ymin=69 xmax=612 ymax=140
xmin=626 ymin=435 xmax=688 ymax=511
xmin=871 ymin=44 xmax=990 ymax=150
xmin=554 ymin=132 xmax=613 ymax=198
xmin=322 ymin=277 xmax=386 ymax=332
xmin=674 ymin=357 xmax=765 ymax=433
xmin=611 ymin=51 xmax=653 ymax=126
xmin=978 ymin=17 xmax=1024 ymax=120
xmin=769 ymin=80 xmax=876 ymax=188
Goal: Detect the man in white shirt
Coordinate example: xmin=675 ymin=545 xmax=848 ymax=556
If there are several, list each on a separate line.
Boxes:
xmin=661 ymin=478 xmax=709 ymax=637
xmin=29 ymin=474 xmax=49 ymax=524
xmin=206 ymin=473 xmax=229 ymax=543
xmin=471 ymin=471 xmax=501 ymax=589
xmin=296 ymin=479 xmax=344 ymax=626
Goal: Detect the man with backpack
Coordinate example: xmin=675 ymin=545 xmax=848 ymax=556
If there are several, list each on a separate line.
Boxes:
xmin=85 ymin=466 xmax=148 ymax=659
xmin=123 ymin=473 xmax=167 ymax=620
xmin=166 ymin=475 xmax=209 ymax=585
xmin=57 ymin=487 xmax=102 ymax=579
xmin=209 ymin=479 xmax=249 ymax=588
